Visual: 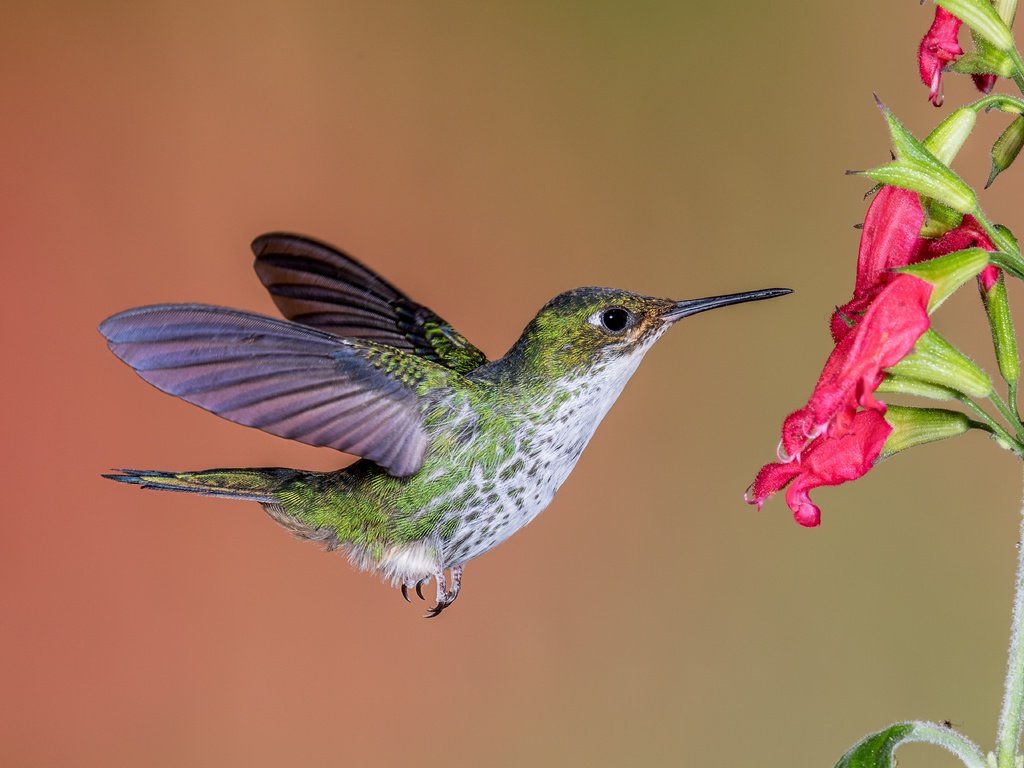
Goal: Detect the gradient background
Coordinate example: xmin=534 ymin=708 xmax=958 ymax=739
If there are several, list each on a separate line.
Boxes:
xmin=3 ymin=2 xmax=1023 ymax=766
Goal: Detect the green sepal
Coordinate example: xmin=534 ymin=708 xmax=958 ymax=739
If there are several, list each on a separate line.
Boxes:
xmin=983 ymin=272 xmax=1020 ymax=385
xmin=877 ymin=373 xmax=961 ymax=401
xmin=881 ymin=405 xmax=971 ymax=457
xmin=924 ymin=108 xmax=977 ymax=165
xmin=834 ymin=721 xmax=986 ymax=768
xmin=993 ymin=0 xmax=1019 ymax=24
xmin=997 ymin=223 xmax=1020 ymax=252
xmin=937 ymin=0 xmax=1015 ymax=50
xmin=987 ymin=116 xmax=1024 ymax=188
xmin=858 ymin=107 xmax=976 ymax=212
xmin=896 ymin=247 xmax=990 ymax=311
xmin=949 ymin=48 xmax=1015 ymax=77
xmin=859 ymin=164 xmax=976 ymax=214
xmin=888 ymin=329 xmax=993 ymax=397
xmin=920 ymin=199 xmax=964 ymax=239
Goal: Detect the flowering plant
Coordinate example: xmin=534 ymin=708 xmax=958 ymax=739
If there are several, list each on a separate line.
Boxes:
xmin=746 ymin=2 xmax=1024 ymax=766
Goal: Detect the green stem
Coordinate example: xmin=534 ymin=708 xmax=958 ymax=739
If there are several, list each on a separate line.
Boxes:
xmin=992 ymin=390 xmax=1024 ymax=442
xmin=1008 ymin=47 xmax=1024 ymax=95
xmin=958 ymin=395 xmax=1024 ymax=457
xmin=974 ymin=208 xmax=1020 ymax=257
xmin=995 ymin=478 xmax=1024 ymax=768
xmin=970 ymin=93 xmax=1024 ymax=113
xmin=905 ymin=721 xmax=990 ymax=768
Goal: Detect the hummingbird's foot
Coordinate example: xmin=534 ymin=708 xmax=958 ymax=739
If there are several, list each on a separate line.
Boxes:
xmin=400 ymin=576 xmax=431 ymax=602
xmin=424 ymin=565 xmax=462 ymax=618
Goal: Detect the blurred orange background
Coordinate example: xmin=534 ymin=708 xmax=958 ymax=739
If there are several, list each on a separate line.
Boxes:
xmin=3 ymin=2 xmax=1022 ymax=766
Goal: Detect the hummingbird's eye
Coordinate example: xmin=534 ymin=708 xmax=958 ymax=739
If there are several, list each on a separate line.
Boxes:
xmin=599 ymin=307 xmax=630 ymax=333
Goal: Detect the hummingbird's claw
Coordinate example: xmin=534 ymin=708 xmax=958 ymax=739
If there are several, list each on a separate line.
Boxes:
xmin=401 ymin=583 xmax=411 ymax=603
xmin=422 ymin=565 xmax=463 ymax=618
xmin=415 ymin=577 xmax=428 ymax=601
xmin=424 ymin=601 xmax=449 ymax=618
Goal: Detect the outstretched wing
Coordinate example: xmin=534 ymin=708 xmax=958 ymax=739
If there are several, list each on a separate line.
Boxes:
xmin=99 ymin=304 xmax=455 ymax=476
xmin=251 ymin=233 xmax=488 ymax=374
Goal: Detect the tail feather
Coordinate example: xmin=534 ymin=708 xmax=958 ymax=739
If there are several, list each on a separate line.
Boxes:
xmin=103 ymin=468 xmax=292 ymax=503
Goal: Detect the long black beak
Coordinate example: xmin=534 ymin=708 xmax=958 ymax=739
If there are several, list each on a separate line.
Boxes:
xmin=663 ymin=288 xmax=792 ymax=323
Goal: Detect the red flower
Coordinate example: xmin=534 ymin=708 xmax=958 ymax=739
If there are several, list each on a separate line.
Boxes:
xmin=830 ymin=186 xmax=927 ymax=342
xmin=919 ymin=7 xmax=964 ymax=107
xmin=750 ymin=186 xmax=935 ymax=526
xmin=751 ymin=180 xmax=997 ymax=525
xmin=918 ymin=7 xmax=999 ymax=106
xmin=781 ymin=275 xmax=932 ymax=462
xmin=748 ymin=410 xmax=892 ymax=527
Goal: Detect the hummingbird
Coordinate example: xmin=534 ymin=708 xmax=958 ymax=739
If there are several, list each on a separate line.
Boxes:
xmin=100 ymin=233 xmax=789 ymax=616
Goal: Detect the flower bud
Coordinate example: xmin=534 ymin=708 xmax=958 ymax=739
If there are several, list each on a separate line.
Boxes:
xmin=897 ymin=247 xmax=990 ymax=311
xmin=987 ymin=116 xmax=1024 ymax=188
xmin=938 ymin=0 xmax=1015 ymax=50
xmin=924 ymin=108 xmax=977 ymax=165
xmin=881 ymin=404 xmax=971 ymax=456
xmin=983 ymin=272 xmax=1020 ymax=385
xmin=887 ymin=329 xmax=993 ymax=397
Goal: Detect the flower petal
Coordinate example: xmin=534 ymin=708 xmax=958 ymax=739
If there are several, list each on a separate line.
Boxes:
xmin=919 ymin=7 xmax=964 ymax=107
xmin=831 ymin=187 xmax=926 ymax=342
xmin=750 ymin=410 xmax=892 ymax=527
xmin=784 ymin=275 xmax=932 ymax=459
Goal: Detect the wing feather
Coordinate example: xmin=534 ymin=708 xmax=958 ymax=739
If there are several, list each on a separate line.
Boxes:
xmin=252 ymin=233 xmax=488 ymax=373
xmin=99 ymin=303 xmax=451 ymax=476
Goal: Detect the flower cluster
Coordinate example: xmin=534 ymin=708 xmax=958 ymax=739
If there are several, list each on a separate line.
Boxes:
xmin=747 ymin=187 xmax=995 ymax=526
xmin=746 ymin=0 xmax=1024 ymax=528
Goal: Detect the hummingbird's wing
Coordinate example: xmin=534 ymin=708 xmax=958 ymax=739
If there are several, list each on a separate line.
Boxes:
xmin=99 ymin=304 xmax=456 ymax=477
xmin=251 ymin=233 xmax=488 ymax=375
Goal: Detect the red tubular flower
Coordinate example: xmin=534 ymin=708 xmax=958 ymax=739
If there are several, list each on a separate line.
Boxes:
xmin=830 ymin=186 xmax=926 ymax=342
xmin=751 ymin=180 xmax=998 ymax=525
xmin=748 ymin=410 xmax=892 ymax=527
xmin=917 ymin=7 xmax=999 ymax=106
xmin=919 ymin=7 xmax=964 ymax=107
xmin=750 ymin=185 xmax=937 ymax=526
xmin=781 ymin=275 xmax=932 ymax=460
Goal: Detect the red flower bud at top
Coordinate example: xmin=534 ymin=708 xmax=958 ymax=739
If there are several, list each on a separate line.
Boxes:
xmin=919 ymin=8 xmax=964 ymax=106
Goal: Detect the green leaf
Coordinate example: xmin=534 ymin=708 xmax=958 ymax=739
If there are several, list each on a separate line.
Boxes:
xmin=835 ymin=724 xmax=914 ymax=768
xmin=834 ymin=721 xmax=987 ymax=768
xmin=987 ymin=116 xmax=1024 ymax=188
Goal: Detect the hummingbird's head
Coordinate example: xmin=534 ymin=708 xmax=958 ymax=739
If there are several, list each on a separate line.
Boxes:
xmin=504 ymin=286 xmax=791 ymax=380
